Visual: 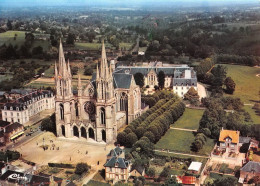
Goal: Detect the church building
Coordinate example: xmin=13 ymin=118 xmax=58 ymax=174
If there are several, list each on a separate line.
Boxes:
xmin=55 ymin=40 xmax=142 ymax=144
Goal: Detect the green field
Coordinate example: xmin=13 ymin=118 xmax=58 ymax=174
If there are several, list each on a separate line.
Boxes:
xmin=0 ymin=31 xmax=50 ymax=51
xmin=85 ymin=180 xmax=110 ymax=186
xmin=75 ymin=42 xmax=133 ymax=50
xmin=0 ymin=31 xmax=26 ymax=46
xmin=172 ymin=108 xmax=204 ymax=130
xmin=223 ymin=64 xmax=260 ymax=103
xmin=155 ymin=130 xmax=215 ymax=156
xmin=222 ymin=64 xmax=260 ymax=124
xmin=119 ymin=43 xmax=134 ymax=50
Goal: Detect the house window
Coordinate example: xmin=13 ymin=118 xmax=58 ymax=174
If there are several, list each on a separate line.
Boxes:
xmin=221 ymin=143 xmax=225 ymax=147
xmin=121 ymin=169 xmax=124 ymax=173
xmin=5 ymin=112 xmax=7 ymax=115
xmin=110 ymin=167 xmax=112 ymax=172
xmin=231 ymin=144 xmax=235 ymax=148
xmin=121 ymin=175 xmax=124 ymax=179
xmin=18 ymin=119 xmax=20 ymax=123
xmin=17 ymin=113 xmax=19 ymax=116
xmin=11 ymin=112 xmax=13 ymax=116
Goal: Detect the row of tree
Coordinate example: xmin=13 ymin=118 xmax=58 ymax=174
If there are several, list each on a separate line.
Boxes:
xmin=216 ymin=54 xmax=260 ymax=66
xmin=117 ymin=91 xmax=185 ymax=147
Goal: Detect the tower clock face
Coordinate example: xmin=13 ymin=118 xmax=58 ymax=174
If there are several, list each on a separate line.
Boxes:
xmin=84 ymin=101 xmax=95 ymax=115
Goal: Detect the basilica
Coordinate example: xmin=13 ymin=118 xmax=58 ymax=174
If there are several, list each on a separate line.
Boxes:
xmin=55 ymin=40 xmax=142 ymax=144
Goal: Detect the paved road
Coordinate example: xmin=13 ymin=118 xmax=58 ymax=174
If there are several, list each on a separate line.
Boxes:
xmin=155 ymin=149 xmax=209 ymax=158
xmin=81 ymin=170 xmax=98 ymax=185
xmin=5 ymin=121 xmax=43 ymax=151
xmin=170 ymin=127 xmax=197 ymax=132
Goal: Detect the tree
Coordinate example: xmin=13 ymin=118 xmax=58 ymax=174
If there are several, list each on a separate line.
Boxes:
xmin=224 ymin=77 xmax=236 ymax=94
xmin=32 ymin=46 xmax=43 ymax=56
xmin=41 ymin=114 xmax=56 ymax=134
xmin=160 ymin=166 xmax=170 ymax=178
xmin=146 ymin=168 xmax=155 ymax=177
xmin=125 ymin=133 xmax=138 ymax=148
xmin=117 ymin=132 xmax=127 ymax=146
xmin=214 ymin=176 xmax=238 ymax=186
xmin=84 ymin=67 xmax=93 ymax=76
xmin=157 ymin=71 xmax=165 ymax=89
xmin=165 ymin=176 xmax=181 ymax=186
xmin=7 ymin=20 xmax=12 ymax=30
xmin=66 ymin=33 xmax=76 ymax=45
xmin=184 ymin=87 xmax=200 ymax=105
xmin=75 ymin=163 xmax=90 ymax=175
xmin=134 ymin=73 xmax=144 ymax=88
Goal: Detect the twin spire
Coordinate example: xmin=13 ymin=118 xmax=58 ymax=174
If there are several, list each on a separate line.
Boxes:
xmin=96 ymin=40 xmax=112 ymax=80
xmin=55 ymin=39 xmax=72 ymax=79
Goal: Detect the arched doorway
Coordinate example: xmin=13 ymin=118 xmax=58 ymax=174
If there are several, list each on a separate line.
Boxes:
xmin=102 ymin=130 xmax=106 ymax=142
xmin=88 ymin=128 xmax=94 ymax=139
xmin=61 ymin=125 xmax=65 ymax=136
xmin=73 ymin=126 xmax=79 ymax=137
xmin=81 ymin=127 xmax=87 ymax=138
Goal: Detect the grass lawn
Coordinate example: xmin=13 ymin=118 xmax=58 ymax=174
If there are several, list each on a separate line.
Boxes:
xmin=221 ymin=64 xmax=260 ymax=124
xmin=172 ymin=108 xmax=204 ymax=130
xmin=244 ymin=105 xmax=260 ymax=125
xmin=155 ymin=130 xmax=215 ymax=156
xmin=119 ymin=43 xmax=134 ymax=50
xmin=85 ymin=180 xmax=110 ymax=186
xmin=222 ymin=64 xmax=260 ymax=103
xmin=0 ymin=31 xmax=26 ymax=46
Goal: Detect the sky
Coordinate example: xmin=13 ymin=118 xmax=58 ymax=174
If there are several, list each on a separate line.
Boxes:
xmin=0 ymin=0 xmax=259 ymax=7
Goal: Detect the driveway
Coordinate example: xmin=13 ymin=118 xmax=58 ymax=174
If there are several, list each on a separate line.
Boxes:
xmin=197 ymin=83 xmax=207 ymax=100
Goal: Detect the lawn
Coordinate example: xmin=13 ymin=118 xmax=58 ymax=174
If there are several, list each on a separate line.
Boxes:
xmin=155 ymin=130 xmax=215 ymax=156
xmin=222 ymin=64 xmax=260 ymax=124
xmin=172 ymin=108 xmax=204 ymax=130
xmin=222 ymin=64 xmax=260 ymax=103
xmin=0 ymin=31 xmax=26 ymax=46
xmin=119 ymin=43 xmax=134 ymax=50
xmin=85 ymin=180 xmax=110 ymax=186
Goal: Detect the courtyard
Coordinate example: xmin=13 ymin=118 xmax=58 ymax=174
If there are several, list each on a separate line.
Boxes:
xmin=13 ymin=132 xmax=114 ymax=169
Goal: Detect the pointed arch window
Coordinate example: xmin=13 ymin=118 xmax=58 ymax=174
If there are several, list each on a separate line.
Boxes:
xmin=60 ymin=103 xmax=64 ymax=120
xmin=120 ymin=92 xmax=128 ymax=111
xmin=100 ymin=107 xmax=106 ymax=125
xmin=75 ymin=102 xmax=79 ymax=117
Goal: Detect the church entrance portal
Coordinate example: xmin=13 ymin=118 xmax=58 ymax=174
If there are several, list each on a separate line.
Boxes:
xmin=61 ymin=125 xmax=65 ymax=136
xmin=102 ymin=130 xmax=106 ymax=142
xmin=73 ymin=126 xmax=79 ymax=137
xmin=81 ymin=127 xmax=87 ymax=138
xmin=88 ymin=128 xmax=94 ymax=139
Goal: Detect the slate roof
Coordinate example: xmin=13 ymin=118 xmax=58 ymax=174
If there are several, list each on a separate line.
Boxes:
xmin=173 ymin=78 xmax=197 ymax=86
xmin=107 ymin=146 xmax=123 ymax=157
xmin=91 ymin=73 xmax=133 ymax=89
xmin=130 ymin=165 xmax=145 ymax=174
xmin=3 ymin=90 xmax=53 ymax=111
xmin=0 ymin=120 xmax=10 ymax=127
xmin=115 ymin=66 xmax=191 ymax=76
xmin=241 ymin=161 xmax=260 ymax=173
xmin=5 ymin=122 xmax=23 ymax=133
xmin=113 ymin=73 xmax=132 ymax=89
xmin=219 ymin=130 xmax=240 ymax=144
xmin=104 ymin=157 xmax=130 ymax=169
xmin=239 ymin=137 xmax=251 ymax=144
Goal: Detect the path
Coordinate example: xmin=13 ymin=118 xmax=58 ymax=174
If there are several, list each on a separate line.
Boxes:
xmin=170 ymin=127 xmax=197 ymax=132
xmin=80 ymin=170 xmax=98 ymax=185
xmin=197 ymin=82 xmax=207 ymax=100
xmin=154 ymin=149 xmax=209 ymax=158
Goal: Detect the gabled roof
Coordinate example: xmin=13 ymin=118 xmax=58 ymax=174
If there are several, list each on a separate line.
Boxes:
xmin=239 ymin=137 xmax=251 ymax=144
xmin=107 ymin=146 xmax=123 ymax=157
xmin=177 ymin=176 xmax=196 ymax=185
xmin=241 ymin=161 xmax=260 ymax=173
xmin=219 ymin=129 xmax=240 ymax=144
xmin=5 ymin=122 xmax=23 ymax=133
xmin=130 ymin=165 xmax=145 ymax=174
xmin=113 ymin=73 xmax=132 ymax=89
xmin=104 ymin=157 xmax=130 ymax=169
xmin=188 ymin=162 xmax=202 ymax=172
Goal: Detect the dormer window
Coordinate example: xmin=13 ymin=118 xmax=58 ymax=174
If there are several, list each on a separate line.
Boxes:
xmin=4 ymin=106 xmax=7 ymax=110
xmin=16 ymin=107 xmax=19 ymax=111
xmin=10 ymin=107 xmax=13 ymax=110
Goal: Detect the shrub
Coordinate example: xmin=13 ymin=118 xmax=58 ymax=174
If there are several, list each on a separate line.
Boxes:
xmin=75 ymin=162 xmax=90 ymax=175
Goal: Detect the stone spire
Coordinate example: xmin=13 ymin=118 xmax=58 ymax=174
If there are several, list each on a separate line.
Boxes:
xmin=54 ymin=61 xmax=58 ymax=77
xmin=96 ymin=64 xmax=99 ymax=80
xmin=67 ymin=59 xmax=72 ymax=77
xmin=100 ymin=40 xmax=109 ymax=79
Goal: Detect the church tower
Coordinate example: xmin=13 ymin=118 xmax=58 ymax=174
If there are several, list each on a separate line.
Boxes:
xmin=55 ymin=39 xmax=74 ymax=138
xmin=95 ymin=40 xmax=116 ymax=143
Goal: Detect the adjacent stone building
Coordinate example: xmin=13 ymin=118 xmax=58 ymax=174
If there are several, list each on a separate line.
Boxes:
xmin=115 ymin=62 xmax=197 ymax=98
xmin=0 ymin=120 xmax=24 ymax=145
xmin=55 ymin=40 xmax=142 ymax=144
xmin=2 ymin=90 xmax=54 ymax=124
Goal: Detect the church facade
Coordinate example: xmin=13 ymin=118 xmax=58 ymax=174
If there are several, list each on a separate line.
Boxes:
xmin=55 ymin=41 xmax=142 ymax=144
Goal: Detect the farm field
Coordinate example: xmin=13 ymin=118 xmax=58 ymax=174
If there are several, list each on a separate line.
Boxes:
xmin=172 ymin=108 xmax=204 ymax=130
xmin=155 ymin=130 xmax=215 ymax=156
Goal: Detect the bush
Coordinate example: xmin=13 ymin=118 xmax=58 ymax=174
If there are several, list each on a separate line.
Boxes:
xmin=48 ymin=163 xmax=74 ymax=168
xmin=75 ymin=162 xmax=90 ymax=175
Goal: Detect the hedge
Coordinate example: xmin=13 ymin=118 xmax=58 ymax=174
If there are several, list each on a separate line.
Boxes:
xmin=48 ymin=163 xmax=74 ymax=168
